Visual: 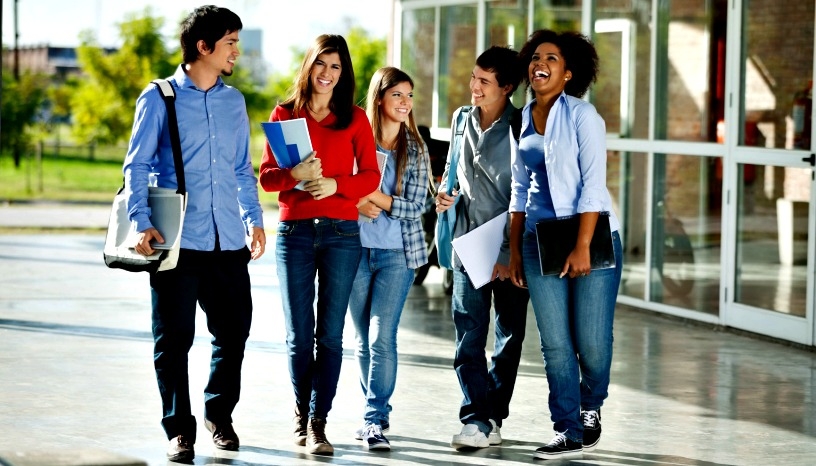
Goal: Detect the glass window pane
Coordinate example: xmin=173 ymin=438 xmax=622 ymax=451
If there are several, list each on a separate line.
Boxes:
xmin=401 ymin=8 xmax=436 ymax=128
xmin=742 ymin=0 xmax=814 ymax=149
xmin=487 ymin=1 xmax=528 ymax=108
xmin=650 ymin=154 xmax=722 ymax=314
xmin=617 ymin=151 xmax=648 ymax=300
xmin=532 ymin=0 xmax=582 ymax=31
xmin=596 ymin=1 xmax=652 ymax=139
xmin=735 ymin=164 xmax=809 ymax=316
xmin=664 ymin=0 xmax=726 ymax=142
xmin=438 ymin=5 xmax=478 ymax=126
xmin=487 ymin=1 xmax=527 ymax=50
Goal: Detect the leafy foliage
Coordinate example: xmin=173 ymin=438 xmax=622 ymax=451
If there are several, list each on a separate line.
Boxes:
xmin=0 ymin=69 xmax=49 ymax=166
xmin=70 ymin=8 xmax=174 ymax=145
xmin=346 ymin=26 xmax=387 ymax=106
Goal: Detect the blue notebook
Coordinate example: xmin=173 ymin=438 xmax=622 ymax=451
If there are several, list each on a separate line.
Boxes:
xmin=261 ymin=119 xmax=313 ymax=169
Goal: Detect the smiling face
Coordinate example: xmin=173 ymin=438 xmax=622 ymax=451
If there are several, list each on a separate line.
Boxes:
xmin=201 ymin=31 xmax=240 ymax=77
xmin=310 ymin=52 xmax=343 ymax=96
xmin=529 ymin=42 xmax=572 ymax=99
xmin=379 ymin=81 xmax=414 ymax=125
xmin=470 ymin=66 xmax=512 ymax=111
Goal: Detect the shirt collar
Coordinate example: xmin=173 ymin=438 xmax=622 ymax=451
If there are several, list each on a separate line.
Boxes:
xmin=173 ymin=64 xmax=225 ymax=91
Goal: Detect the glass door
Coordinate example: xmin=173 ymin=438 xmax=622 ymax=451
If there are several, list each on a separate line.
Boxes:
xmin=724 ymin=0 xmax=815 ymax=345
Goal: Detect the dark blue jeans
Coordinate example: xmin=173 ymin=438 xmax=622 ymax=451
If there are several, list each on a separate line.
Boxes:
xmin=150 ymin=246 xmax=252 ymax=441
xmin=452 ymin=269 xmax=530 ymax=430
xmin=276 ymin=218 xmax=361 ymax=420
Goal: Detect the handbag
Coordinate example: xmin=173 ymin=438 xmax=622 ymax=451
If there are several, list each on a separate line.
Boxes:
xmin=103 ymin=79 xmax=187 ymax=273
xmin=435 ymin=106 xmax=469 ymax=269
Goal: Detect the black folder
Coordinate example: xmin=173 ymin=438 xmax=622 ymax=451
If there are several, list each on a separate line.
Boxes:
xmin=535 ymin=212 xmax=615 ymax=276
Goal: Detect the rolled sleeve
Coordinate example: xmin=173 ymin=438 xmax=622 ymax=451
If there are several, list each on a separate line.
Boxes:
xmin=574 ymin=105 xmax=608 ymax=214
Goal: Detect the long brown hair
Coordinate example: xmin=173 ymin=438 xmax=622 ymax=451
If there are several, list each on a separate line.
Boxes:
xmin=366 ymin=67 xmax=427 ymax=196
xmin=282 ymin=34 xmax=356 ymax=129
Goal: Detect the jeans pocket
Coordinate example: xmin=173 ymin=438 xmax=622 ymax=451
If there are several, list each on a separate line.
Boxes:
xmin=277 ymin=221 xmax=298 ymax=237
xmin=332 ymin=220 xmax=360 ymax=237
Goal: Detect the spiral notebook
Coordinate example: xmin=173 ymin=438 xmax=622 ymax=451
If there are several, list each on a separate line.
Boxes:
xmin=535 ymin=212 xmax=615 ymax=276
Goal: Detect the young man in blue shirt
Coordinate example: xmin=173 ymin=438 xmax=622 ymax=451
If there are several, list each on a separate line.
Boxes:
xmin=123 ymin=5 xmax=265 ymax=462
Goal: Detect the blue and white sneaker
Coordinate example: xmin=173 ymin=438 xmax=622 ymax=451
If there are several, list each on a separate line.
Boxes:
xmin=354 ymin=421 xmax=390 ymax=440
xmin=360 ymin=423 xmax=391 ymax=451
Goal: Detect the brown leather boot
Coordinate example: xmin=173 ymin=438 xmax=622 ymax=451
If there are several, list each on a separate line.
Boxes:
xmin=293 ymin=406 xmax=308 ymax=446
xmin=306 ymin=417 xmax=334 ymax=455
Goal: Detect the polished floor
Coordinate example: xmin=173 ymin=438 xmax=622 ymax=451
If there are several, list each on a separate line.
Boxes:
xmin=1 ymin=233 xmax=815 ymax=465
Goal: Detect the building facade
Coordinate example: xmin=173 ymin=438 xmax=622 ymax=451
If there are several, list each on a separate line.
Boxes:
xmin=391 ymin=0 xmax=816 ymax=346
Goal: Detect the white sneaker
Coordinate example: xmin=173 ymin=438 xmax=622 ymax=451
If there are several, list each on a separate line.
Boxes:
xmin=489 ymin=419 xmax=502 ymax=445
xmin=451 ymin=424 xmax=490 ymax=449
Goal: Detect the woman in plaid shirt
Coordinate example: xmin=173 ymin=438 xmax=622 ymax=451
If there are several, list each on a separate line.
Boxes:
xmin=349 ymin=66 xmax=431 ymax=451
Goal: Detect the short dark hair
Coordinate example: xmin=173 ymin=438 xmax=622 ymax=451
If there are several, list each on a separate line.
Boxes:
xmin=518 ymin=29 xmax=599 ymax=98
xmin=475 ymin=46 xmax=522 ymax=95
xmin=180 ymin=5 xmax=242 ymax=64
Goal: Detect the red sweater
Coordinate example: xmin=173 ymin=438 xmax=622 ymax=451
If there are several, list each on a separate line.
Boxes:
xmin=259 ymin=105 xmax=380 ymax=221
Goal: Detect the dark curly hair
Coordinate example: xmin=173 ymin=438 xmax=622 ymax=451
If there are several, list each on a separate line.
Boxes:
xmin=518 ymin=29 xmax=599 ymax=98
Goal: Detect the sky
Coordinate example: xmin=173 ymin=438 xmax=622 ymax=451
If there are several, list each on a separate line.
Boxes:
xmin=2 ymin=0 xmax=392 ymax=73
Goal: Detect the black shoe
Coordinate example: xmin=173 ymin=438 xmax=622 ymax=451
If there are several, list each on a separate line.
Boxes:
xmin=205 ymin=419 xmax=239 ymax=451
xmin=166 ymin=435 xmax=194 ymax=462
xmin=582 ymin=409 xmax=601 ymax=451
xmin=293 ymin=406 xmax=308 ymax=446
xmin=533 ymin=431 xmax=582 ymax=460
xmin=307 ymin=417 xmax=334 ymax=455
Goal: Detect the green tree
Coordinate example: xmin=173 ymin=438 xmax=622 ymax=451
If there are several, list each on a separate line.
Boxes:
xmin=1 ymin=69 xmax=48 ymax=167
xmin=346 ymin=26 xmax=387 ymax=106
xmin=70 ymin=8 xmax=174 ymax=145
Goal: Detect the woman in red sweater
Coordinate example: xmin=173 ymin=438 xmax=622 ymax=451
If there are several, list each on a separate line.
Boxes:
xmin=259 ymin=34 xmax=380 ymax=456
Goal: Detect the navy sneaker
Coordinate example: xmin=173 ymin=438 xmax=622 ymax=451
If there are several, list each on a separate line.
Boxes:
xmin=361 ymin=424 xmax=391 ymax=451
xmin=582 ymin=409 xmax=601 ymax=451
xmin=533 ymin=431 xmax=582 ymax=460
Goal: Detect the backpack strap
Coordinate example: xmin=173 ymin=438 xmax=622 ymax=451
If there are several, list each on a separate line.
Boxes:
xmin=444 ymin=106 xmax=470 ymax=195
xmin=151 ymin=79 xmax=186 ymax=196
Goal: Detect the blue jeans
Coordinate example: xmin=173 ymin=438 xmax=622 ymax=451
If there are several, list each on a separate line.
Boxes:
xmin=452 ymin=268 xmax=530 ymax=431
xmin=522 ymin=230 xmax=622 ymax=442
xmin=348 ymin=247 xmax=415 ymax=426
xmin=275 ymin=218 xmax=362 ymax=420
xmin=150 ymin=246 xmax=252 ymax=441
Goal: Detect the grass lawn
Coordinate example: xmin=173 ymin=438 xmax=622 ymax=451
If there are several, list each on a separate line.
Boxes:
xmin=0 ymin=137 xmax=278 ymax=207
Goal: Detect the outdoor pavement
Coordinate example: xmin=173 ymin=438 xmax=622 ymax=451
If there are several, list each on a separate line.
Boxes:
xmin=1 ymin=202 xmax=816 ymax=465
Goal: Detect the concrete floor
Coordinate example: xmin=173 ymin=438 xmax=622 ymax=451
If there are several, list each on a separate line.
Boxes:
xmin=1 ymin=232 xmax=815 ymax=465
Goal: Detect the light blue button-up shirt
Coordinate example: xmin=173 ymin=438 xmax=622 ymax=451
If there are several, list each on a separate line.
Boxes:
xmin=510 ymin=92 xmax=620 ymax=234
xmin=123 ymin=65 xmax=263 ymax=252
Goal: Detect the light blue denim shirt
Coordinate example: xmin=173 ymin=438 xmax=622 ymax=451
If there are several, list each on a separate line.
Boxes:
xmin=510 ymin=93 xmax=620 ymax=234
xmin=123 ymin=65 xmax=264 ymax=252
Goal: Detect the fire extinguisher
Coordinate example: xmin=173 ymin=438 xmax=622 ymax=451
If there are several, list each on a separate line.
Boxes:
xmin=792 ymin=80 xmax=812 ymax=149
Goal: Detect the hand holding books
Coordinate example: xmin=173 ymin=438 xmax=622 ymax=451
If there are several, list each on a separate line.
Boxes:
xmin=291 ymin=152 xmax=322 ymax=182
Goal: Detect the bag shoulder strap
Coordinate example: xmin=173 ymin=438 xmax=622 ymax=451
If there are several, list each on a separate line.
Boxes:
xmin=151 ymin=79 xmax=186 ymax=195
xmin=445 ymin=106 xmax=470 ymax=195
xmin=510 ymin=107 xmax=522 ymax=142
